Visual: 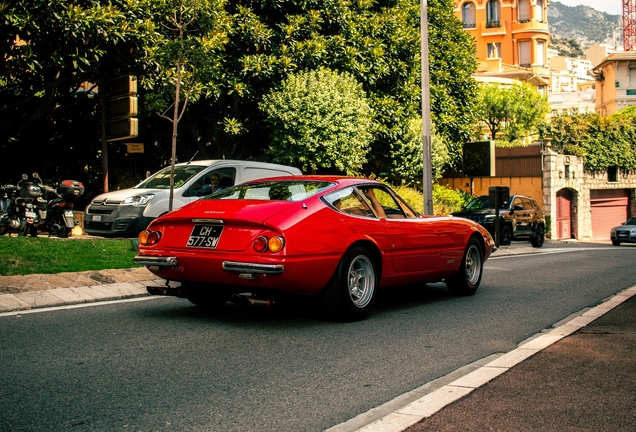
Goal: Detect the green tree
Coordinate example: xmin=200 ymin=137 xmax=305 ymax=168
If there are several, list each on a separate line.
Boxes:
xmin=0 ymin=0 xmax=153 ymax=136
xmin=260 ymin=68 xmax=373 ymax=174
xmin=0 ymin=0 xmax=480 ymax=196
xmin=543 ymin=112 xmax=636 ymax=171
xmin=140 ymin=0 xmax=230 ymax=209
xmin=390 ymin=116 xmax=451 ymax=185
xmin=475 ymin=82 xmax=548 ymax=143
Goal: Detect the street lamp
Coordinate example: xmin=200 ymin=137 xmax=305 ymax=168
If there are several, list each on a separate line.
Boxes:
xmin=421 ymin=0 xmax=433 ymax=215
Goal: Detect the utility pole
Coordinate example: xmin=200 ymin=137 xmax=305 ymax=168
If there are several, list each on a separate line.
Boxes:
xmin=421 ymin=0 xmax=433 ymax=215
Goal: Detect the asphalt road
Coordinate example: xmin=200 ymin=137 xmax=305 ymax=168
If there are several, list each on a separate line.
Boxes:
xmin=1 ymin=243 xmax=635 ymax=431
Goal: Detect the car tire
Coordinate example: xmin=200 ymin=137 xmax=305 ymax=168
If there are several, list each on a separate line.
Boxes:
xmin=499 ymin=225 xmax=512 ymax=246
xmin=319 ymin=246 xmax=378 ymax=321
xmin=531 ymin=225 xmax=545 ymax=248
xmin=184 ymin=283 xmax=231 ymax=309
xmin=446 ymin=238 xmax=483 ymax=296
xmin=612 ymin=240 xmax=621 ymax=246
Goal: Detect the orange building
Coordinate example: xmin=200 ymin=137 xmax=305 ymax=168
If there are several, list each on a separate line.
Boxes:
xmin=454 ymin=0 xmax=550 ymax=83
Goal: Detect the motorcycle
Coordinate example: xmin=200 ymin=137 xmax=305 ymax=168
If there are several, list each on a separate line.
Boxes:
xmin=0 ymin=173 xmax=84 ymax=237
xmin=45 ymin=178 xmax=85 ymax=237
xmin=0 ymin=182 xmax=19 ymax=236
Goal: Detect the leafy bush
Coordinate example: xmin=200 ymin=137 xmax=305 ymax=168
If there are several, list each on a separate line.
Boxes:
xmin=260 ymin=68 xmax=373 ymax=175
xmin=392 ymin=183 xmax=470 ymax=216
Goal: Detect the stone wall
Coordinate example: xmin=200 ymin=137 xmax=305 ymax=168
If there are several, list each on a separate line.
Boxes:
xmin=542 ymin=150 xmax=636 ymax=241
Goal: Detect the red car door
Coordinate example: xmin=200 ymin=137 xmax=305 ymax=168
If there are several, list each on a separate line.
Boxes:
xmin=359 ymin=186 xmax=442 ymax=273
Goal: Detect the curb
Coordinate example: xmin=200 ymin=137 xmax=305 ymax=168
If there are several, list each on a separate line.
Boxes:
xmin=0 ymin=279 xmax=164 ymax=314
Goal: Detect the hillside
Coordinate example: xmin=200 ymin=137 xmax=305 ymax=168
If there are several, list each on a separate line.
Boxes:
xmin=548 ymin=1 xmax=621 ymax=50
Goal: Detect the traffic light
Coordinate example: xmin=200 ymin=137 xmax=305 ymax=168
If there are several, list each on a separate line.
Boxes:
xmin=106 ymin=76 xmax=139 ymax=142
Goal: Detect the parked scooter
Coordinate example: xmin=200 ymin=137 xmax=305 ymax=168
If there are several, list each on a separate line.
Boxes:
xmin=42 ymin=178 xmax=85 ymax=237
xmin=0 ymin=173 xmax=84 ymax=237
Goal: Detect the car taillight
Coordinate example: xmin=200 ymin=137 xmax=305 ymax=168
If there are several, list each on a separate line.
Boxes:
xmin=253 ymin=236 xmax=268 ymax=252
xmin=139 ymin=230 xmax=161 ymax=246
xmin=252 ymin=235 xmax=285 ymax=253
xmin=268 ymin=236 xmax=285 ymax=253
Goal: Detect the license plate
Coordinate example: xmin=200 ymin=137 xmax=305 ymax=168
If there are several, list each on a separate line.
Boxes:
xmin=187 ymin=225 xmax=223 ymax=248
xmin=618 ymin=232 xmax=628 ymax=238
xmin=25 ymin=211 xmax=36 ymax=218
xmin=92 ymin=215 xmax=102 ymax=221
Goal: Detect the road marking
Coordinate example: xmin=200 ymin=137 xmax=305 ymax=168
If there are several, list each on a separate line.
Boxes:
xmin=489 ymin=247 xmax=618 ymax=259
xmin=0 ymin=295 xmax=166 ymax=317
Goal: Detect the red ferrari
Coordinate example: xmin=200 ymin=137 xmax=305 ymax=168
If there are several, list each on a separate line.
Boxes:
xmin=134 ymin=176 xmax=495 ymax=320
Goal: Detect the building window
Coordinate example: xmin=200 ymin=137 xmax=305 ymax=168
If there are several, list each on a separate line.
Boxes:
xmin=536 ymin=40 xmax=545 ymax=66
xmin=462 ymin=2 xmax=476 ymax=28
xmin=629 ymin=66 xmax=636 ymax=88
xmin=486 ymin=0 xmax=501 ymax=27
xmin=519 ymin=40 xmax=531 ymax=67
xmin=487 ymin=43 xmax=502 ymax=58
xmin=608 ymin=166 xmax=618 ymax=182
xmin=535 ymin=0 xmax=545 ymax=22
xmin=518 ymin=0 xmax=530 ymax=22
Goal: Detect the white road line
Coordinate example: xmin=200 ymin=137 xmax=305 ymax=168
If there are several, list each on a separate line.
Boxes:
xmin=0 ymin=295 xmax=165 ymax=317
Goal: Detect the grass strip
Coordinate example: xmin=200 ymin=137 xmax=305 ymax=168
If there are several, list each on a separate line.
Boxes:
xmin=0 ymin=236 xmax=139 ymax=276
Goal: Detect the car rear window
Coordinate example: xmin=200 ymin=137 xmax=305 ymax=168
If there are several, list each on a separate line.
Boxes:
xmin=207 ymin=180 xmax=334 ymax=202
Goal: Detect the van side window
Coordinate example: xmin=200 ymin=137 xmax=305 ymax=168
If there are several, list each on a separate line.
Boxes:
xmin=184 ymin=168 xmax=237 ymax=197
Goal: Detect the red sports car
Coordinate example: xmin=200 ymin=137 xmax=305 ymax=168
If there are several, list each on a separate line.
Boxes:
xmin=134 ymin=176 xmax=495 ymax=321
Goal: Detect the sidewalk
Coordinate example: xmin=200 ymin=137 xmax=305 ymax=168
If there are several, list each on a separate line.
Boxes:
xmin=0 ymin=266 xmax=164 ymax=313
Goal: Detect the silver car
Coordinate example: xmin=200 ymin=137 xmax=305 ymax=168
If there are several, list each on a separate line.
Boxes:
xmin=610 ymin=217 xmax=636 ymax=246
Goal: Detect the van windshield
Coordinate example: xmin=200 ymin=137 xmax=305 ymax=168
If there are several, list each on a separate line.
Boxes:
xmin=136 ymin=165 xmax=208 ymax=189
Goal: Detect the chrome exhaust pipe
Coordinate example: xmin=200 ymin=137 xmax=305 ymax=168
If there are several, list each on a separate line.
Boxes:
xmin=235 ymin=294 xmax=273 ymax=308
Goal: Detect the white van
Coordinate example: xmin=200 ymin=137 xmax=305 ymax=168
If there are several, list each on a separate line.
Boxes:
xmin=84 ymin=160 xmax=302 ymax=237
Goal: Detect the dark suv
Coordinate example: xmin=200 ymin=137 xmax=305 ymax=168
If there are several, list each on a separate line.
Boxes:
xmin=452 ymin=194 xmax=546 ymax=247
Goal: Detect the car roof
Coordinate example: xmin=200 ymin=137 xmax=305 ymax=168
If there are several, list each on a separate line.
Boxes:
xmin=477 ymin=194 xmax=535 ymax=200
xmin=174 ymin=159 xmax=300 ymax=169
xmin=244 ymin=175 xmax=383 ymax=185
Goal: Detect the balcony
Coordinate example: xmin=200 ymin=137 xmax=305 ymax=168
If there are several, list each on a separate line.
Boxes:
xmin=481 ymin=20 xmax=506 ymax=36
xmin=512 ymin=19 xmax=549 ymax=35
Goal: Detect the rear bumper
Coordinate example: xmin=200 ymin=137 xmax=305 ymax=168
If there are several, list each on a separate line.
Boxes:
xmin=133 ymin=256 xmax=178 ymax=267
xmin=133 ymin=256 xmax=285 ymax=275
xmin=135 ymin=251 xmax=338 ymax=295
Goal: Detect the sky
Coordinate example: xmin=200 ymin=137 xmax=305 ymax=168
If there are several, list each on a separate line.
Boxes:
xmin=554 ymin=0 xmax=622 ymax=16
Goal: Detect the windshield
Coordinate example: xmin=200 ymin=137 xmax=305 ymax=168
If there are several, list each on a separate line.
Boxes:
xmin=465 ymin=196 xmax=490 ymax=210
xmin=625 ymin=217 xmax=636 ymax=226
xmin=206 ymin=180 xmax=335 ymax=202
xmin=135 ymin=165 xmax=208 ymax=189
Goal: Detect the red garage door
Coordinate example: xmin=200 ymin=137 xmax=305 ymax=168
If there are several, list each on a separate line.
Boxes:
xmin=590 ymin=189 xmax=629 ymax=241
